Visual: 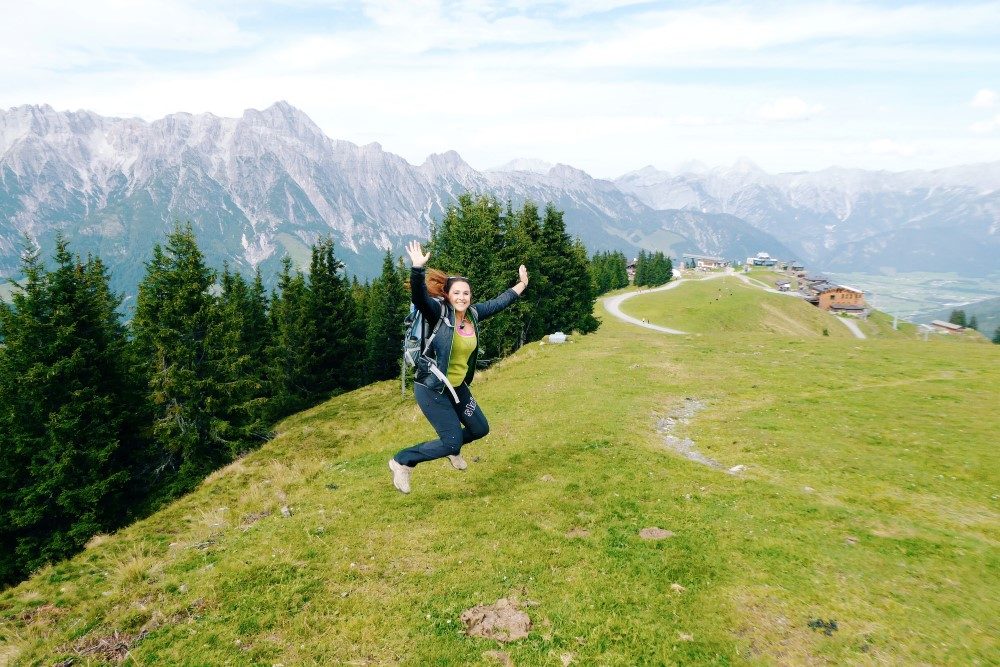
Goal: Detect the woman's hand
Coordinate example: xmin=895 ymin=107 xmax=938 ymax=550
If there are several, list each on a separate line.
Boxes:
xmin=406 ymin=240 xmax=430 ymax=268
xmin=512 ymin=264 xmax=529 ymax=295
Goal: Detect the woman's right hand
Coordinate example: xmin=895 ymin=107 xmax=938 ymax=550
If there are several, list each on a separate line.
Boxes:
xmin=406 ymin=240 xmax=430 ymax=268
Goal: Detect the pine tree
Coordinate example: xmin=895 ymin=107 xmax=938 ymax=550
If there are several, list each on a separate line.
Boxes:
xmin=949 ymin=309 xmax=967 ymax=327
xmin=534 ymin=205 xmax=597 ymax=334
xmin=131 ymin=223 xmax=237 ymax=496
xmin=0 ymin=237 xmax=137 ymax=586
xmin=635 ymin=250 xmax=648 ymax=286
xmin=570 ymin=238 xmax=600 ymax=333
xmin=364 ymin=250 xmax=409 ymax=382
xmin=993 ymin=326 xmax=1000 ymax=344
xmin=303 ymin=236 xmax=358 ymax=394
xmin=510 ymin=201 xmax=548 ymax=346
xmin=640 ymin=250 xmax=672 ymax=287
xmin=968 ymin=314 xmax=979 ymax=331
xmin=425 ymin=195 xmax=599 ymax=351
xmin=430 ymin=194 xmax=513 ymax=358
xmin=267 ymin=257 xmax=311 ymax=420
xmin=491 ymin=202 xmax=537 ymax=354
xmin=590 ymin=251 xmax=621 ymax=295
xmin=611 ymin=251 xmax=629 ymax=289
xmin=217 ymin=265 xmax=271 ymax=448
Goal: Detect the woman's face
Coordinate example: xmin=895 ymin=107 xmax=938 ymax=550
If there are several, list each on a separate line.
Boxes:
xmin=447 ymin=280 xmax=472 ymax=313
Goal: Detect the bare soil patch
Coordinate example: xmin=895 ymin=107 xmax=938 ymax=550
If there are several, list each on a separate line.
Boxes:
xmin=639 ymin=527 xmax=674 ymax=540
xmin=461 ymin=598 xmax=532 ymax=643
xmin=70 ymin=629 xmax=147 ymax=663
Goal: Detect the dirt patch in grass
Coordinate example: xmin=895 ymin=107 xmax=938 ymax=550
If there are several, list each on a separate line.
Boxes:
xmin=17 ymin=603 xmax=63 ymax=625
xmin=68 ymin=629 xmax=147 ymax=663
xmin=55 ymin=598 xmax=211 ymax=664
xmin=733 ymin=593 xmax=839 ymax=665
xmin=242 ymin=509 xmax=272 ymax=527
xmin=639 ymin=527 xmax=674 ymax=540
xmin=461 ymin=598 xmax=532 ymax=643
xmin=565 ymin=528 xmax=590 ymax=538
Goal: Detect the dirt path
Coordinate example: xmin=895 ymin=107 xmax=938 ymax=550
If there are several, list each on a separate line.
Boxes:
xmin=834 ymin=315 xmax=867 ymax=339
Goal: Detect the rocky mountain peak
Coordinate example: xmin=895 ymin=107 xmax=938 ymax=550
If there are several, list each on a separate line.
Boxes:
xmin=547 ymin=163 xmax=592 ymax=185
xmin=420 ymin=150 xmax=475 ymax=178
xmin=239 ymin=101 xmax=327 ymax=146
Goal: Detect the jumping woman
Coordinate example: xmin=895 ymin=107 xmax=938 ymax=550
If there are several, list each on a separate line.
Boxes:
xmin=388 ymin=240 xmax=529 ymax=494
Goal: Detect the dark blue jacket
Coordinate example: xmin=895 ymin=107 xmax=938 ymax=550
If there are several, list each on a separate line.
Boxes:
xmin=411 ymin=266 xmax=520 ymax=394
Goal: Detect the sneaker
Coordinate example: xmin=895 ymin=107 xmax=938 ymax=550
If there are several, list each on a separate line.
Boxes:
xmin=447 ymin=454 xmax=468 ymax=471
xmin=388 ymin=458 xmax=412 ymax=494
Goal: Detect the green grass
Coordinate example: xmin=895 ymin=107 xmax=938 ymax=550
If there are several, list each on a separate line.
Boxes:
xmin=2 ymin=284 xmax=998 ymax=665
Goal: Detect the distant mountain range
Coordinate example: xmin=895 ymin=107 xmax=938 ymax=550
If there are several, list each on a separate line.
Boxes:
xmin=615 ymin=161 xmax=1000 ymax=277
xmin=2 ymin=102 xmax=998 ymax=298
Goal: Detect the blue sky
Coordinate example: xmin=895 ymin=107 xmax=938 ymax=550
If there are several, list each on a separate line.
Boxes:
xmin=2 ymin=0 xmax=999 ymax=177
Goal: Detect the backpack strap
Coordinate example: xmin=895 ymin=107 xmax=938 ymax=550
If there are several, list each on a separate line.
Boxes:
xmin=421 ymin=300 xmax=460 ymax=403
xmin=421 ymin=300 xmax=447 ymax=356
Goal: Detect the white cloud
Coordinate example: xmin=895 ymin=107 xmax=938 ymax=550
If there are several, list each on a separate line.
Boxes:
xmin=868 ymin=139 xmax=917 ymax=158
xmin=970 ymin=89 xmax=998 ymax=108
xmin=3 ymin=1 xmax=1000 ymax=174
xmin=969 ymin=114 xmax=1000 ymax=133
xmin=0 ymin=0 xmax=254 ymax=68
xmin=758 ymin=97 xmax=824 ymax=122
xmin=568 ymin=3 xmax=1000 ymax=68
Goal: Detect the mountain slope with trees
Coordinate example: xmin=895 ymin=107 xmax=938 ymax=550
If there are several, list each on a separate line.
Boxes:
xmin=1 ymin=281 xmax=996 ymax=665
xmin=0 ymin=196 xmax=596 ymax=588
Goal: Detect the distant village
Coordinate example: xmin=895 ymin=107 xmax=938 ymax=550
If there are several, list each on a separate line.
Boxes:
xmin=626 ymin=251 xmax=977 ymax=337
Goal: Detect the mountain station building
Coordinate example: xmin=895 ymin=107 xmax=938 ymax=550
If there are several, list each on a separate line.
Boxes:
xmin=810 ymin=285 xmax=866 ymax=312
xmin=747 ymin=252 xmax=778 ymax=267
xmin=683 ymin=254 xmax=728 ymax=269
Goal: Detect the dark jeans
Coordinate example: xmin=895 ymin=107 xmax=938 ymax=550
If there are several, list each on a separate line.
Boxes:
xmin=394 ymin=382 xmax=489 ymax=467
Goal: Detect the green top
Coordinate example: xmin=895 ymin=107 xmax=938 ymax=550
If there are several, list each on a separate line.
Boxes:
xmin=447 ymin=324 xmax=478 ymax=386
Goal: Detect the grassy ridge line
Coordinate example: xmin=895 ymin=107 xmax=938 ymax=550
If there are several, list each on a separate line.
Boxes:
xmin=2 ymin=286 xmax=999 ymax=665
xmin=620 ymin=275 xmax=855 ymax=338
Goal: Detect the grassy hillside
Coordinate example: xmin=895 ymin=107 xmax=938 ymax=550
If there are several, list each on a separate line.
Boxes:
xmin=623 ymin=276 xmax=856 ymax=338
xmin=2 ymin=282 xmax=998 ymax=665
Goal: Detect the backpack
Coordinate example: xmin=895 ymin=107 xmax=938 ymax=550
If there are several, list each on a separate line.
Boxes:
xmin=400 ymin=298 xmax=460 ymax=402
xmin=402 ymin=299 xmax=445 ymax=369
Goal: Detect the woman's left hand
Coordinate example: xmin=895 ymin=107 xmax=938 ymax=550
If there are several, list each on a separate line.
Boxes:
xmin=518 ymin=265 xmax=529 ymax=285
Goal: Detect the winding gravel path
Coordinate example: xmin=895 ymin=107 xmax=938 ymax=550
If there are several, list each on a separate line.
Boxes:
xmin=604 ymin=279 xmax=696 ymax=334
xmin=603 ymin=272 xmax=741 ymax=335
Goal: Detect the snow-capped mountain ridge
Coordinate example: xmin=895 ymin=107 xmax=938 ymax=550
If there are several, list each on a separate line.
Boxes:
xmin=2 ymin=102 xmax=996 ymax=297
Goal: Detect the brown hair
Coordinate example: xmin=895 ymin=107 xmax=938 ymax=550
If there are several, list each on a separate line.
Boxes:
xmin=425 ymin=268 xmax=448 ymax=299
xmin=407 ymin=268 xmax=471 ymax=300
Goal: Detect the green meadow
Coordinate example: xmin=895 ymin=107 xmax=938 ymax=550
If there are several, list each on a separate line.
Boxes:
xmin=2 ymin=275 xmax=998 ymax=665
